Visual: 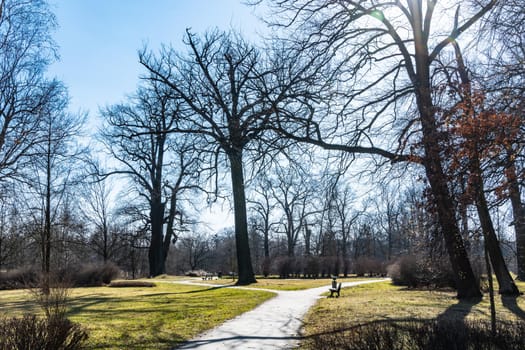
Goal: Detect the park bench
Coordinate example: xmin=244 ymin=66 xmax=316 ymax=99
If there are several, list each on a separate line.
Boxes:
xmin=329 ymin=282 xmax=342 ymax=298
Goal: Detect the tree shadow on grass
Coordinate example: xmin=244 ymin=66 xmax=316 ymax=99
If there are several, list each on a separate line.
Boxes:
xmin=436 ymin=296 xmax=482 ymax=322
xmin=179 ymin=285 xmax=229 ymax=294
xmin=66 ymin=286 xmax=232 ymax=316
xmin=501 ymin=295 xmax=525 ymax=321
xmin=175 ymin=334 xmax=304 ymax=349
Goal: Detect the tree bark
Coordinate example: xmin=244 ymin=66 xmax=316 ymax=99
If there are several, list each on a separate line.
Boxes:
xmin=148 ymin=189 xmax=165 ymax=277
xmin=469 ymin=155 xmax=519 ymax=295
xmin=286 ymin=212 xmax=295 ymax=257
xmin=476 ymin=189 xmax=519 ymax=295
xmin=304 ymin=221 xmax=311 ymax=257
xmin=42 ymin=139 xmax=52 ymax=294
xmin=228 ymin=150 xmax=256 ymax=285
xmin=421 ymin=153 xmax=481 ymax=298
xmin=162 ymin=189 xmax=178 ymax=272
xmin=412 ymin=7 xmax=481 ymax=297
xmin=506 ymin=154 xmax=525 ymax=280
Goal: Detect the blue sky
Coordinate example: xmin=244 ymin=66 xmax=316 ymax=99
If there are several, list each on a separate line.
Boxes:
xmin=48 ymin=1 xmax=265 ymax=123
xmin=47 ymin=1 xmax=267 ymax=229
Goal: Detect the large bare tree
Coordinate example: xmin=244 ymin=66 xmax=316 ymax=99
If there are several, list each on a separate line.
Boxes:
xmin=100 ymin=81 xmax=199 ymax=277
xmin=139 ymin=30 xmax=303 ymax=284
xmin=259 ymin=0 xmax=499 ymax=298
xmin=480 ymin=0 xmax=525 ymax=280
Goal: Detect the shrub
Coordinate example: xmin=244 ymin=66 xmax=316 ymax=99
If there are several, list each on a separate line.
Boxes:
xmin=261 ymin=257 xmax=272 ymax=278
xmin=31 ymin=279 xmax=71 ymax=320
xmin=342 ymin=259 xmax=352 ymax=277
xmin=306 ymin=319 xmax=525 ymax=350
xmin=66 ymin=262 xmax=120 ymax=287
xmin=387 ymin=255 xmax=420 ymax=287
xmin=0 ymin=267 xmax=39 ymax=290
xmin=354 ymin=257 xmax=384 ymax=277
xmin=276 ymin=257 xmax=295 ymax=278
xmin=0 ymin=278 xmax=88 ymax=350
xmin=304 ymin=256 xmax=320 ymax=278
xmin=185 ymin=269 xmax=207 ymax=277
xmin=108 ymin=280 xmax=155 ymax=288
xmin=0 ymin=314 xmax=88 ymax=350
xmin=387 ymin=255 xmax=456 ymax=289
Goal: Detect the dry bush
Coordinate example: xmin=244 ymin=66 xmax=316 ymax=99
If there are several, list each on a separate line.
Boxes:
xmin=306 ymin=319 xmax=525 ymax=350
xmin=387 ymin=255 xmax=420 ymax=287
xmin=354 ymin=257 xmax=385 ymax=277
xmin=275 ymin=257 xmax=293 ymax=278
xmin=0 ymin=267 xmax=39 ymax=290
xmin=261 ymin=257 xmax=272 ymax=278
xmin=387 ymin=255 xmax=456 ymax=289
xmin=30 ymin=277 xmax=72 ymax=321
xmin=303 ymin=256 xmax=320 ymax=278
xmin=0 ymin=314 xmax=88 ymax=350
xmin=0 ymin=275 xmax=88 ymax=350
xmin=185 ymin=269 xmax=208 ymax=277
xmin=65 ymin=262 xmax=120 ymax=287
xmin=108 ymin=280 xmax=155 ymax=288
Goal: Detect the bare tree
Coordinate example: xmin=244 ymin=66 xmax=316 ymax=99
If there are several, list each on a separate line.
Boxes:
xmin=80 ymin=172 xmax=123 ymax=263
xmin=480 ymin=1 xmax=525 ymax=280
xmin=0 ymin=183 xmax=23 ymax=269
xmin=248 ymin=177 xmax=278 ymax=276
xmin=325 ymin=178 xmax=362 ymax=276
xmin=22 ymin=86 xmax=85 ymax=287
xmin=139 ymin=30 xmax=298 ymax=284
xmin=257 ymin=0 xmax=500 ymax=298
xmin=270 ymin=165 xmax=320 ymax=257
xmin=100 ymin=81 xmax=200 ymax=277
xmin=0 ymin=0 xmax=63 ymax=181
xmin=178 ymin=232 xmax=211 ymax=271
xmin=442 ymin=42 xmax=519 ymax=295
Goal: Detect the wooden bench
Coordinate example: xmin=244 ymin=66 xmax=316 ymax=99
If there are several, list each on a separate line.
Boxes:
xmin=329 ymin=282 xmax=342 ymax=298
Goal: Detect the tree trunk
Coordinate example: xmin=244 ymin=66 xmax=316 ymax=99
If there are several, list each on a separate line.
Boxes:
xmin=342 ymin=230 xmax=349 ymax=277
xmin=421 ymin=150 xmax=481 ymax=297
xmin=476 ymin=190 xmax=519 ymax=295
xmin=411 ymin=33 xmax=479 ymax=297
xmin=228 ymin=150 xmax=256 ymax=285
xmin=484 ymin=241 xmax=497 ymax=335
xmin=103 ymin=222 xmax=108 ymax=263
xmin=410 ymin=2 xmax=481 ymax=299
xmin=304 ymin=221 xmax=311 ymax=256
xmin=42 ymin=145 xmax=52 ymax=294
xmin=162 ymin=189 xmax=178 ymax=272
xmin=472 ymin=157 xmax=519 ymax=295
xmin=452 ymin=39 xmax=516 ymax=294
xmin=263 ymin=224 xmax=270 ymax=259
xmin=287 ymin=220 xmax=295 ymax=257
xmin=506 ymin=155 xmax=525 ymax=280
xmin=148 ymin=190 xmax=165 ymax=277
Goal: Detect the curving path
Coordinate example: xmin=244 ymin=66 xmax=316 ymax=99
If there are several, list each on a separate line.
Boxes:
xmin=174 ymin=279 xmax=387 ymax=350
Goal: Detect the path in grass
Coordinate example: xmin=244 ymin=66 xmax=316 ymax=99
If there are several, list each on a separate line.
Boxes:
xmin=175 ymin=279 xmax=387 ymax=350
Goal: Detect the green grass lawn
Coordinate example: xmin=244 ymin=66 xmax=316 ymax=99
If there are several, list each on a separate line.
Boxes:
xmin=0 ymin=282 xmax=275 ymax=349
xmin=185 ymin=275 xmax=373 ymax=291
xmin=300 ymin=280 xmax=525 ymax=349
xmin=4 ymin=276 xmax=521 ymax=349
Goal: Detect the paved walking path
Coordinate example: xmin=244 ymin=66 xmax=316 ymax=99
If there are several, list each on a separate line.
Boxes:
xmin=175 ymin=279 xmax=387 ymax=350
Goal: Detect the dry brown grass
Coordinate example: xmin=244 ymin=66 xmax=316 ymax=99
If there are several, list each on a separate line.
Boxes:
xmin=301 ymin=280 xmax=525 ymax=349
